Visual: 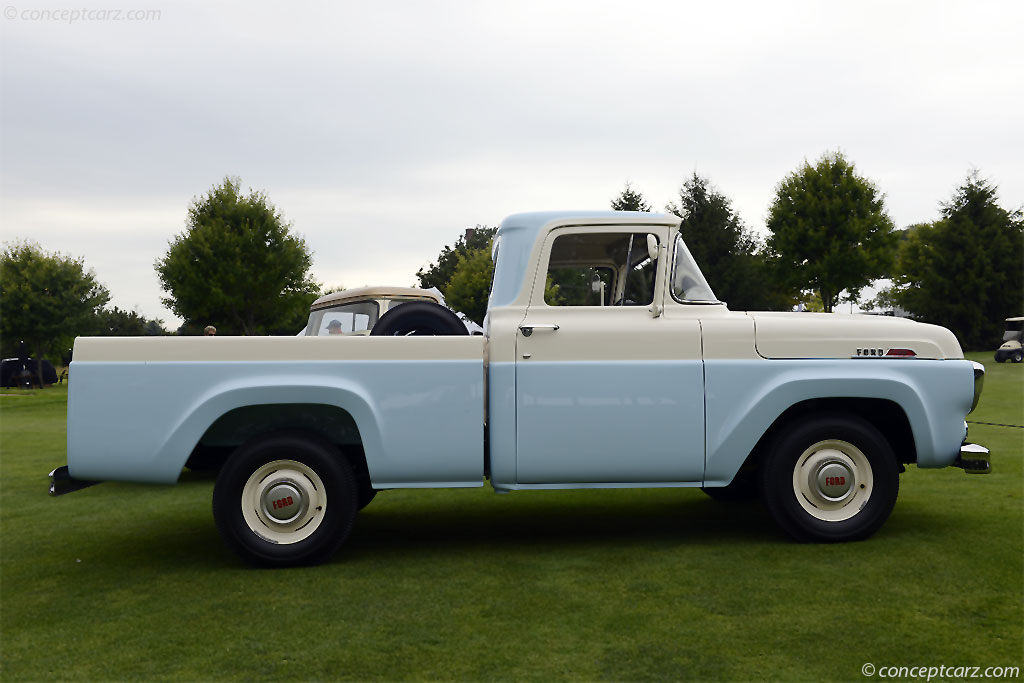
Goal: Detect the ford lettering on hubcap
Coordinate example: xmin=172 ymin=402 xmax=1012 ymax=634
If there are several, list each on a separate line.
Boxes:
xmin=815 ymin=461 xmax=854 ymax=502
xmin=261 ymin=480 xmax=308 ymax=524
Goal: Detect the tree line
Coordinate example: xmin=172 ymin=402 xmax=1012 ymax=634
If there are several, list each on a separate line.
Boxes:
xmin=2 ymin=156 xmax=1021 ymax=372
xmin=420 ymin=153 xmax=1021 ymax=350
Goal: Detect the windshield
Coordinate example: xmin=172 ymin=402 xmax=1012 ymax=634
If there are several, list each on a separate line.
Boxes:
xmin=1004 ymin=320 xmax=1023 ymax=342
xmin=670 ymin=233 xmax=719 ymax=303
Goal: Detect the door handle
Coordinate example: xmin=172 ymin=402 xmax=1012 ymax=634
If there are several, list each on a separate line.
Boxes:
xmin=519 ymin=324 xmax=559 ymax=337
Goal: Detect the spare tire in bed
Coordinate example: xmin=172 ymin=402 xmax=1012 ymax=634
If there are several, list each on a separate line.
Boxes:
xmin=369 ymin=301 xmax=468 ymax=336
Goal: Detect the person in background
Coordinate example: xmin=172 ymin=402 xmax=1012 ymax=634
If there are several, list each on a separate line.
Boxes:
xmin=326 ymin=320 xmax=344 ymax=335
xmin=204 ymin=326 xmax=217 ymax=336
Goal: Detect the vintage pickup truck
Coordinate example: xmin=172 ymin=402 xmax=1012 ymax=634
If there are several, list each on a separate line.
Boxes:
xmin=51 ymin=211 xmax=990 ymax=566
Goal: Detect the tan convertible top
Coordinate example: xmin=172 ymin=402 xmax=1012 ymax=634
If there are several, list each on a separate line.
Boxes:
xmin=310 ymin=286 xmax=441 ymax=311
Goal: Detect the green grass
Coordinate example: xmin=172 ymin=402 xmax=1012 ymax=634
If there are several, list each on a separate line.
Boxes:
xmin=1 ymin=353 xmax=1021 ymax=681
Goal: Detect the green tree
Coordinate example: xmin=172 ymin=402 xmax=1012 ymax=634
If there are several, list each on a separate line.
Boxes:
xmin=445 ymin=247 xmax=494 ymax=326
xmin=0 ymin=241 xmax=110 ymax=383
xmin=443 ymin=233 xmax=564 ymax=323
xmin=668 ymin=173 xmax=791 ymax=311
xmin=155 ymin=177 xmax=319 ymax=335
xmin=94 ymin=306 xmax=167 ymax=336
xmin=416 ymin=226 xmax=497 ymax=293
xmin=765 ymin=152 xmax=897 ymax=312
xmin=143 ymin=319 xmax=168 ymax=336
xmin=611 ymin=182 xmax=652 ymax=212
xmin=881 ymin=172 xmax=1023 ymax=349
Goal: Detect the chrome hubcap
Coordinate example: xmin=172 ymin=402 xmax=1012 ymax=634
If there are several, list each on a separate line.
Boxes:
xmin=814 ymin=461 xmax=855 ymax=502
xmin=241 ymin=460 xmax=327 ymax=545
xmin=261 ymin=480 xmax=309 ymax=524
xmin=792 ymin=440 xmax=873 ymax=522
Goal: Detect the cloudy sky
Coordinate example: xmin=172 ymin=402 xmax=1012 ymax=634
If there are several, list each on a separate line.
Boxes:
xmin=2 ymin=0 xmax=1021 ymax=325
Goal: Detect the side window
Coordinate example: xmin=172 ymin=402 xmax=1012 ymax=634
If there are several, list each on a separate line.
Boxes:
xmin=543 ymin=232 xmax=657 ymax=306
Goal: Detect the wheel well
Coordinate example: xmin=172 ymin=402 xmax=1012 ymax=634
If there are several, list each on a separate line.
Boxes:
xmin=185 ymin=403 xmax=368 ymax=476
xmin=741 ymin=398 xmax=917 ymax=474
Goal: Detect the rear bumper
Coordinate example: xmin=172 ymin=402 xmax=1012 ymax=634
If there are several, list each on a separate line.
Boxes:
xmin=48 ymin=466 xmax=101 ymax=496
xmin=952 ymin=443 xmax=991 ymax=474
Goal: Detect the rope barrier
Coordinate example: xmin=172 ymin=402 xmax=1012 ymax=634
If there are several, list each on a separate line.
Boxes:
xmin=967 ymin=420 xmax=1024 ymax=429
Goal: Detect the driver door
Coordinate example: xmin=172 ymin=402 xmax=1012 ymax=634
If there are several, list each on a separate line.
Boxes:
xmin=514 ymin=226 xmax=705 ymax=484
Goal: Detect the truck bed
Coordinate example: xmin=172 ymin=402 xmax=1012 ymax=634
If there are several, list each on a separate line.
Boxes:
xmin=68 ymin=336 xmax=486 ymax=487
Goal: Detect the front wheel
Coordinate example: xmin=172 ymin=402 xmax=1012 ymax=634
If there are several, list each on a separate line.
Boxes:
xmin=761 ymin=414 xmax=899 ymax=542
xmin=213 ymin=433 xmax=359 ymax=567
xmin=1012 ymin=350 xmax=1024 ymax=363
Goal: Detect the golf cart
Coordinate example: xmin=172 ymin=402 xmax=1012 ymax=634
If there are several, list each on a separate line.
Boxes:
xmin=994 ymin=316 xmax=1024 ymax=363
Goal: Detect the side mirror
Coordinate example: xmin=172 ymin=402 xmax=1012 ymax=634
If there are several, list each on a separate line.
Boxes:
xmin=647 ymin=234 xmax=659 ymax=262
xmin=591 ymin=275 xmax=606 ymax=306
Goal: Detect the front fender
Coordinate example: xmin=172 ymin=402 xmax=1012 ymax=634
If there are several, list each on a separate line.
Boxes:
xmin=702 ymin=359 xmax=975 ymax=485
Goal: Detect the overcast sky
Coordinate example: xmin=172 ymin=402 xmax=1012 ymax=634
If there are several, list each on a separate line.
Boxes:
xmin=2 ymin=0 xmax=1022 ymax=326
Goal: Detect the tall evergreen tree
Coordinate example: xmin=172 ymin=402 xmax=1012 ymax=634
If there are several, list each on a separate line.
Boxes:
xmin=668 ymin=173 xmax=790 ymax=311
xmin=611 ymin=182 xmax=652 ymax=212
xmin=416 ymin=225 xmax=497 ymax=293
xmin=883 ymin=172 xmax=1023 ymax=349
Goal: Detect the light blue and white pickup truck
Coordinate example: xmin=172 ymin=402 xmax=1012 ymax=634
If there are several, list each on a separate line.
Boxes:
xmin=51 ymin=211 xmax=991 ymax=566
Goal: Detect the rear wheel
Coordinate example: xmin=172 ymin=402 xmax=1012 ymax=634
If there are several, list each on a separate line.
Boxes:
xmin=213 ymin=432 xmax=358 ymax=567
xmin=761 ymin=414 xmax=899 ymax=542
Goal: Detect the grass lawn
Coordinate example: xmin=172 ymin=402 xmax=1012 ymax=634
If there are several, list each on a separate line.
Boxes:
xmin=1 ymin=352 xmax=1021 ymax=681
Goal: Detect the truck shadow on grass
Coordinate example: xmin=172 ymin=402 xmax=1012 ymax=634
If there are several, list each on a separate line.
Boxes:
xmin=344 ymin=494 xmax=775 ymax=559
xmin=81 ymin=484 xmax=963 ymax=568
xmin=342 ymin=493 xmax=965 ymax=563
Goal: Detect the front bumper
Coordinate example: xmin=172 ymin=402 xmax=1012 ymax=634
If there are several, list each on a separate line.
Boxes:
xmin=48 ymin=466 xmax=101 ymax=496
xmin=969 ymin=361 xmax=985 ymax=413
xmin=953 ymin=443 xmax=991 ymax=474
